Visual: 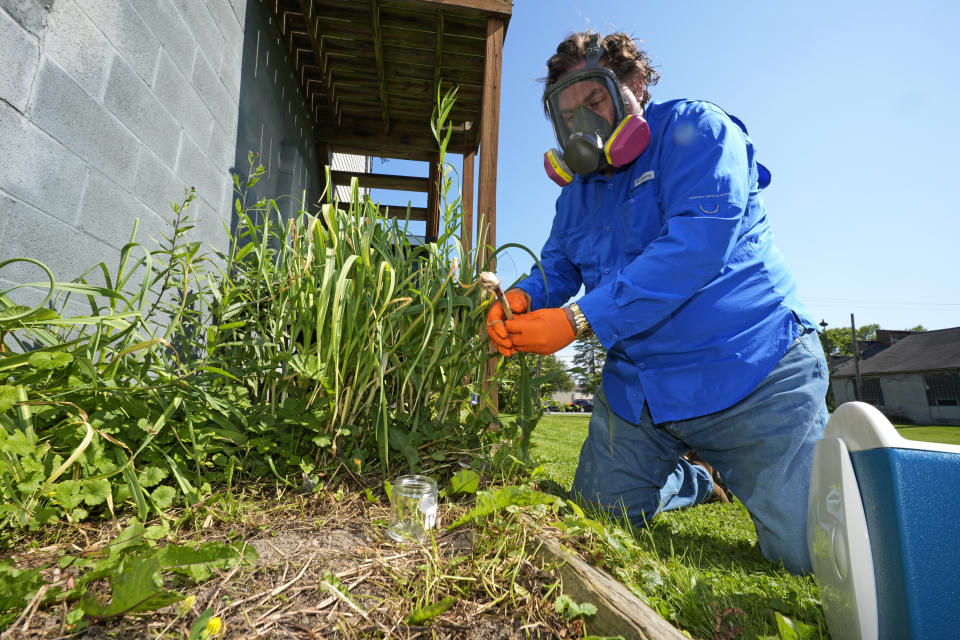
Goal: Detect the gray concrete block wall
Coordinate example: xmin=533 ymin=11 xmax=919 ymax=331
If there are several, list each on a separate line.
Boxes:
xmin=0 ymin=0 xmax=327 ymax=311
xmin=0 ymin=7 xmax=40 ymax=111
xmin=878 ymin=372 xmax=960 ymax=425
xmin=831 ymin=372 xmax=960 ymax=425
xmin=878 ymin=373 xmax=928 ymax=422
xmin=232 ymin=0 xmax=322 ymax=225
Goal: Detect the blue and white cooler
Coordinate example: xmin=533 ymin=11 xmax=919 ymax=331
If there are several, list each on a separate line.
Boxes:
xmin=808 ymin=401 xmax=960 ymax=639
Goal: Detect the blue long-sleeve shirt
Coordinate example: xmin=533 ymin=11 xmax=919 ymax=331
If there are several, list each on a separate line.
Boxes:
xmin=516 ymin=99 xmax=815 ymax=424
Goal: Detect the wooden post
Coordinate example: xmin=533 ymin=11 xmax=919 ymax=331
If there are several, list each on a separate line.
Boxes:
xmin=426 ymin=152 xmax=441 ymax=241
xmin=476 ymin=15 xmax=504 ymax=273
xmin=851 ymin=313 xmax=862 ymax=401
xmin=477 ymin=15 xmax=505 ymax=413
xmin=531 ymin=533 xmax=688 ymax=640
xmin=461 ymin=149 xmax=475 ymax=262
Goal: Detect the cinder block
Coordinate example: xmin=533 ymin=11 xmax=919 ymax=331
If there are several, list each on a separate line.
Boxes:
xmin=227 ymin=0 xmax=246 ymax=31
xmin=0 ymin=195 xmax=109 ymax=287
xmin=78 ymin=170 xmax=168 ymax=252
xmin=206 ymin=121 xmax=236 ymax=174
xmin=217 ymin=36 xmax=242 ymax=104
xmin=0 ymin=101 xmax=88 ymax=222
xmin=191 ymin=50 xmax=237 ymax=130
xmin=0 ymin=7 xmax=40 ymax=112
xmin=168 ymin=0 xmax=226 ymax=71
xmin=153 ymin=51 xmax=214 ymax=148
xmin=131 ymin=146 xmax=194 ymax=218
xmin=0 ymin=282 xmax=93 ymax=322
xmin=175 ymin=133 xmax=228 ymax=213
xmin=220 ymin=171 xmax=241 ymax=220
xmin=42 ymin=0 xmax=113 ymax=98
xmin=204 ymin=0 xmax=243 ymax=53
xmin=0 ymin=192 xmax=13 ymax=248
xmin=0 ymin=280 xmax=57 ymax=315
xmin=30 ymin=58 xmax=141 ymax=187
xmin=74 ymin=0 xmax=160 ymax=86
xmin=188 ymin=196 xmax=231 ymax=257
xmin=0 ymin=0 xmax=52 ymax=37
xmin=104 ymin=56 xmax=180 ymax=167
xmin=127 ymin=0 xmax=195 ymax=78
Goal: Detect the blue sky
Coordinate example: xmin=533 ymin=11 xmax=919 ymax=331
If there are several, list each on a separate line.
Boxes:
xmin=375 ymin=0 xmax=960 ymax=347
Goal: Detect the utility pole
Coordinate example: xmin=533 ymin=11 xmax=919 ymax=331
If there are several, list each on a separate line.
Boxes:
xmin=850 ymin=313 xmax=862 ymax=401
xmin=819 ymin=319 xmax=830 ymax=362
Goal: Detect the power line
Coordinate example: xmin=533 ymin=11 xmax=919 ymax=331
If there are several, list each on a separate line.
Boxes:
xmin=805 ymin=297 xmax=960 ymax=308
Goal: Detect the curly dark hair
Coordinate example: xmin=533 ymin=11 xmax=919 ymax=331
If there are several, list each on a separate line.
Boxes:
xmin=543 ymin=31 xmax=660 ymax=108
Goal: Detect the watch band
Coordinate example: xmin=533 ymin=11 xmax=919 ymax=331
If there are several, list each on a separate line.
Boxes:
xmin=568 ymin=302 xmax=593 ymax=339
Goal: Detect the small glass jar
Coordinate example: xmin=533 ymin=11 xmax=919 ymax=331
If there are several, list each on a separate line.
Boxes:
xmin=387 ymin=475 xmax=438 ymax=542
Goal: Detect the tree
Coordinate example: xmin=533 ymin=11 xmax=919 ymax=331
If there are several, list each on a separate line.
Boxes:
xmin=497 ymin=354 xmax=574 ymax=413
xmin=822 ymin=323 xmax=879 ymax=356
xmin=572 ymin=334 xmax=606 ymax=394
xmin=821 ymin=322 xmax=927 ymax=356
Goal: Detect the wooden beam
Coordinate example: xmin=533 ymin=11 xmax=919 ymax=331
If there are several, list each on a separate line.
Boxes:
xmin=377 ymin=204 xmax=428 ymax=221
xmin=296 ymin=0 xmax=342 ymax=124
xmin=330 ymin=142 xmax=437 ymax=162
xmin=329 ymin=170 xmax=429 ymax=192
xmin=532 ymin=533 xmax=688 ymax=640
xmin=433 ymin=9 xmax=444 ymax=100
xmin=370 ymin=0 xmax=391 ymax=134
xmin=476 ymin=14 xmax=504 ymax=273
xmin=461 ymin=149 xmax=475 ymax=260
xmin=477 ymin=14 xmax=505 ymax=415
xmin=426 ymin=153 xmax=440 ymax=239
xmin=382 ymin=0 xmax=513 ymax=17
xmin=322 ymin=136 xmax=440 ymax=157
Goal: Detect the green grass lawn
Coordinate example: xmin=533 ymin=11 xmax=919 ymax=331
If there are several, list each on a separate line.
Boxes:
xmin=895 ymin=424 xmax=960 ymax=445
xmin=528 ymin=414 xmax=825 ymax=638
xmin=528 ymin=413 xmax=959 ymax=637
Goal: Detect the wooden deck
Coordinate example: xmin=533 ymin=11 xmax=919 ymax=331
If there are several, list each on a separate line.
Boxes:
xmin=268 ymin=0 xmax=511 ymax=252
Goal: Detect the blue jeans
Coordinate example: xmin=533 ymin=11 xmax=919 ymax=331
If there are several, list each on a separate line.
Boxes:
xmin=572 ymin=328 xmax=829 ymax=574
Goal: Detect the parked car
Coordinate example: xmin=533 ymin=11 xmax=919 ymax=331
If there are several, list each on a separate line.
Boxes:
xmin=541 ymin=400 xmax=566 ymax=413
xmin=572 ymin=399 xmax=594 ymax=412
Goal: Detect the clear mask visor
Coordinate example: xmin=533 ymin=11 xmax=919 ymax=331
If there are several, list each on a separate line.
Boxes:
xmin=544 ymin=68 xmax=628 ymax=152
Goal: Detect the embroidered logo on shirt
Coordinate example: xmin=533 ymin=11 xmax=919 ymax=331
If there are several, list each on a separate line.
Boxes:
xmin=688 ymin=192 xmax=730 ymax=215
xmin=633 ymin=171 xmax=655 ymax=189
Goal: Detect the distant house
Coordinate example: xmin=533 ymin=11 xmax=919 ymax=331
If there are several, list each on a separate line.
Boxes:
xmin=831 ymin=327 xmax=960 ymax=425
xmin=550 ymin=390 xmax=594 ymax=405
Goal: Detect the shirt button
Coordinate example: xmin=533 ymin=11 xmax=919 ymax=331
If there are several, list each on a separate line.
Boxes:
xmin=604 ymin=225 xmax=611 ymax=232
xmin=603 ymin=268 xmax=610 ymax=274
xmin=639 ymin=363 xmax=646 ymax=370
xmin=607 ymin=183 xmax=614 ymax=190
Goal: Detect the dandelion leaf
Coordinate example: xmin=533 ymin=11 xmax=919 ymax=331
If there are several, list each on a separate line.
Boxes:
xmin=80 ymin=556 xmax=184 ymax=617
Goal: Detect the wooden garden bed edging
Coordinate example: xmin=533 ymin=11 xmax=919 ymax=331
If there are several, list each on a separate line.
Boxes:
xmin=530 ymin=532 xmax=687 ymax=640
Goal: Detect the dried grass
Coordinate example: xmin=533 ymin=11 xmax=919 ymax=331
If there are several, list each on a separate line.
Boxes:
xmin=3 ymin=483 xmax=581 ymax=639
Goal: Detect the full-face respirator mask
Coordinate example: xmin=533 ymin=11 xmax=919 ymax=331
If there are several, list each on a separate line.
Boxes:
xmin=543 ymin=34 xmax=651 ymax=186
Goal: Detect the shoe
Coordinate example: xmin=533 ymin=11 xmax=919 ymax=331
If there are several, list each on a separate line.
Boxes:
xmin=683 ymin=450 xmax=731 ymax=504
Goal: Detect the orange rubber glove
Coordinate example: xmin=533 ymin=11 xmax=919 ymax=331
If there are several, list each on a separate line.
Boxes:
xmin=486 ymin=289 xmax=529 ymax=357
xmin=504 ymin=307 xmax=576 ymax=356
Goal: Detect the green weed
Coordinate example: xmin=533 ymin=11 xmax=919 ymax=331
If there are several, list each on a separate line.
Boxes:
xmin=0 ymin=88 xmax=508 ymax=537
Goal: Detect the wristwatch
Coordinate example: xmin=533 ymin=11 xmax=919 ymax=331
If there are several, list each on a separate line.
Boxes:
xmin=568 ymin=302 xmax=593 ymax=339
